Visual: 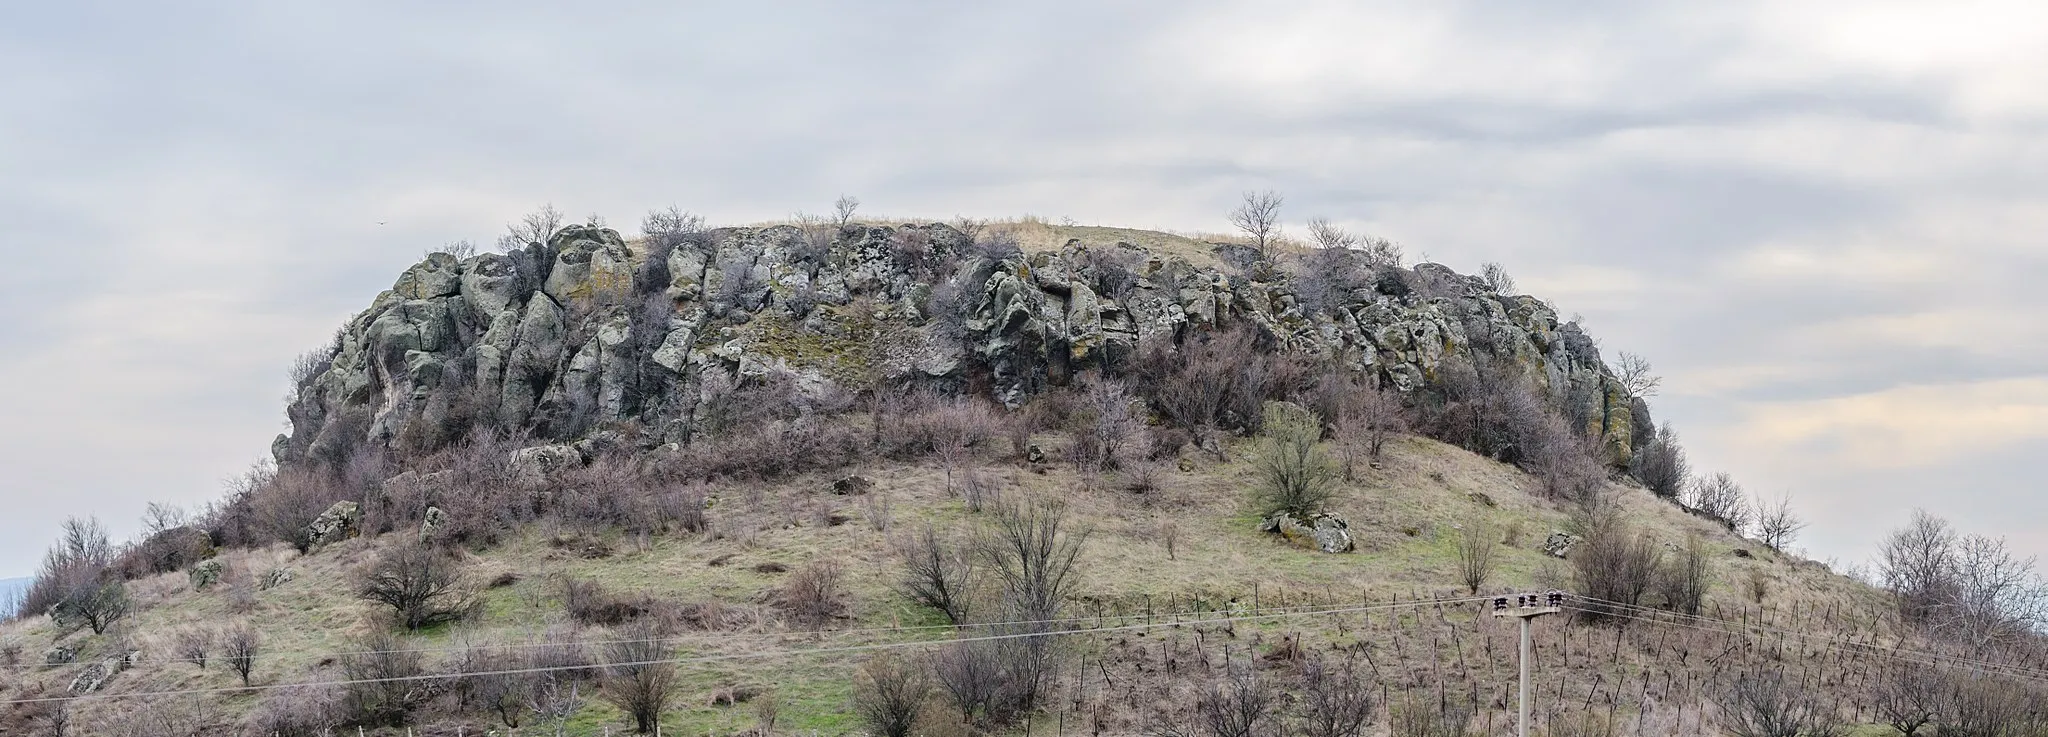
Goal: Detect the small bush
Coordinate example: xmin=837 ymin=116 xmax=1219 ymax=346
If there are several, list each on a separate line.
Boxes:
xmin=1655 ymin=533 xmax=1711 ymax=616
xmin=1716 ymin=670 xmax=1835 ymax=737
xmin=1194 ymin=664 xmax=1274 ymax=737
xmin=1299 ymin=655 xmax=1375 ymax=737
xmin=1455 ymin=519 xmax=1498 ymax=595
xmin=1252 ymin=402 xmax=1338 ymax=519
xmin=1629 ymin=422 xmax=1690 ymax=499
xmin=340 ymin=631 xmax=433 ymax=727
xmin=854 ymin=654 xmax=929 ymax=737
xmin=1569 ymin=500 xmax=1664 ymax=620
xmin=355 ymin=541 xmax=477 ymax=631
xmin=602 ymin=620 xmax=679 ymax=734
xmin=562 ymin=578 xmax=657 ymax=627
xmin=173 ymin=626 xmax=213 ymax=669
xmin=774 ymin=560 xmax=848 ymax=630
xmin=223 ymin=622 xmax=260 ymax=686
xmin=246 ymin=684 xmax=346 ymax=737
xmin=897 ymin=525 xmax=976 ymax=624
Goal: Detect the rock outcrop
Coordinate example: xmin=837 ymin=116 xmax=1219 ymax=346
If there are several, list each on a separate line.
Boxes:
xmin=276 ymin=222 xmax=1636 ymax=461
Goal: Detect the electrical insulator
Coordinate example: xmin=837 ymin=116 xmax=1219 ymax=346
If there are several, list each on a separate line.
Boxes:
xmin=1493 ymin=597 xmax=1508 ymax=611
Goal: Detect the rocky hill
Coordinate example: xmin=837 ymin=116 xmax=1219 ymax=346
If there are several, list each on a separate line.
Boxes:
xmin=10 ymin=218 xmax=2014 ymax=737
xmin=278 ymin=220 xmax=1637 ymax=468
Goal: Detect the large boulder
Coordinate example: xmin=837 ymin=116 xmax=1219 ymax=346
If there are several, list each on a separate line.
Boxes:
xmin=510 ymin=444 xmax=586 ymax=488
xmin=1259 ymin=512 xmax=1355 ymax=554
xmin=305 ymin=501 xmax=362 ymax=549
xmin=1543 ymin=531 xmax=1580 ymax=559
xmin=189 ymin=559 xmax=224 ymax=589
xmin=68 ymin=661 xmax=112 ymax=693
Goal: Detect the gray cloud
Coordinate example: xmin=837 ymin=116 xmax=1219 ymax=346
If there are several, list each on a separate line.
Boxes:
xmin=3 ymin=0 xmax=2045 ymax=575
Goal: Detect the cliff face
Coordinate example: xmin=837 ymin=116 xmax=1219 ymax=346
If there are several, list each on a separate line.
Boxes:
xmin=276 ymin=222 xmax=1635 ymax=465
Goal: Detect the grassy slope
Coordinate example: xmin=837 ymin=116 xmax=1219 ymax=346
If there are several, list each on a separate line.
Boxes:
xmin=0 ymin=431 xmax=1888 ymax=735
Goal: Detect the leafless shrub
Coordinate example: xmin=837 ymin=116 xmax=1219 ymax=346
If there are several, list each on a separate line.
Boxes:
xmin=1389 ymin=699 xmax=1473 ymax=737
xmin=456 ymin=642 xmax=535 ymax=728
xmin=340 ymin=631 xmax=433 ymax=727
xmin=1480 ymin=261 xmax=1517 ymax=294
xmin=1755 ymin=493 xmax=1806 ymax=551
xmin=89 ymin=695 xmax=218 ymax=737
xmin=1715 ymin=670 xmax=1835 ymax=737
xmin=897 ymin=525 xmax=976 ymax=625
xmin=245 ymin=684 xmax=346 ymax=737
xmin=1161 ymin=520 xmax=1182 ymax=561
xmin=172 ymin=626 xmax=212 ymax=669
xmin=602 ymin=620 xmax=679 ymax=734
xmin=526 ymin=671 xmax=586 ymax=736
xmin=1361 ymin=235 xmax=1403 ymax=268
xmin=1252 ymin=402 xmax=1338 ymax=519
xmin=1629 ymin=422 xmax=1690 ymax=499
xmin=1193 ymin=663 xmax=1275 ymax=737
xmin=355 ymin=541 xmax=477 ymax=631
xmin=1069 ymin=374 xmax=1141 ymax=474
xmin=223 ymin=622 xmax=260 ymax=686
xmin=1299 ymin=655 xmax=1375 ymax=737
xmin=1134 ymin=327 xmax=1278 ymax=454
xmin=1687 ymin=472 xmax=1751 ymax=532
xmin=654 ymin=484 xmax=709 ymax=534
xmin=1421 ymin=356 xmax=1602 ymax=499
xmin=1656 ymin=532 xmax=1711 ymax=616
xmin=1873 ymin=667 xmax=1942 ymax=737
xmin=498 ymin=202 xmax=565 ymax=251
xmin=862 ymin=492 xmax=894 ymax=532
xmin=774 ymin=560 xmax=847 ymax=630
xmin=1456 ymin=519 xmax=1498 ymax=594
xmin=21 ymin=517 xmax=115 ymax=626
xmin=979 ymin=499 xmax=1091 ymax=624
xmin=561 ymin=577 xmax=656 ymax=627
xmin=1229 ymin=190 xmax=1284 ymax=257
xmin=854 ymin=654 xmax=929 ymax=737
xmin=1570 ymin=500 xmax=1665 ymax=620
xmin=960 ymin=468 xmax=998 ymax=513
xmin=1323 ymin=378 xmax=1405 ymax=479
xmin=1880 ymin=512 xmax=2048 ymax=647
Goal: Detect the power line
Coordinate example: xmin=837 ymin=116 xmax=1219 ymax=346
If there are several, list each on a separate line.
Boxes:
xmin=2 ymin=595 xmax=1491 ymax=706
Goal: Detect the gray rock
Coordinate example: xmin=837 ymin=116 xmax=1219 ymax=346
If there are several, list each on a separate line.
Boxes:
xmin=260 ymin=567 xmax=295 ymax=590
xmin=68 ymin=661 xmax=112 ymax=693
xmin=421 ymin=506 xmax=447 ymax=540
xmin=305 ymin=501 xmax=362 ymax=549
xmin=279 ymin=223 xmax=1633 ymax=464
xmin=510 ymin=444 xmax=586 ymax=488
xmin=44 ymin=646 xmax=74 ymax=665
xmin=1543 ymin=531 xmax=1580 ymax=559
xmin=189 ymin=559 xmax=224 ymax=589
xmin=1260 ymin=512 xmax=1354 ymax=554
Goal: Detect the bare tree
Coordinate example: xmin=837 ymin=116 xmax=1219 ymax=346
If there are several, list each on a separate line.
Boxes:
xmin=853 ymin=654 xmax=929 ymax=737
xmin=1071 ymin=374 xmax=1140 ymax=474
xmin=526 ymin=673 xmax=584 ymax=737
xmin=1755 ymin=493 xmax=1806 ymax=551
xmin=1686 ymin=471 xmax=1751 ymax=532
xmin=1195 ymin=663 xmax=1275 ymax=737
xmin=1873 ymin=667 xmax=1941 ymax=737
xmin=1299 ymin=655 xmax=1375 ymax=737
xmin=1305 ymin=217 xmax=1360 ymax=250
xmin=498 ymin=203 xmax=565 ymax=251
xmin=355 ymin=541 xmax=476 ymax=631
xmin=639 ymin=206 xmax=704 ymax=246
xmin=1229 ymin=190 xmax=1284 ymax=257
xmin=222 ymin=622 xmax=260 ymax=687
xmin=1880 ymin=509 xmax=1959 ymax=624
xmin=1455 ymin=519 xmax=1498 ymax=594
xmin=897 ymin=525 xmax=976 ymax=624
xmin=1716 ymin=670 xmax=1834 ymax=737
xmin=173 ymin=626 xmax=213 ymax=669
xmin=1480 ymin=261 xmax=1517 ymax=294
xmin=602 ymin=621 xmax=678 ymax=734
xmin=979 ymin=500 xmax=1091 ymax=623
xmin=1657 ymin=533 xmax=1711 ymax=616
xmin=1614 ymin=351 xmax=1661 ymax=399
xmin=1630 ymin=422 xmax=1691 ymax=499
xmin=834 ymin=195 xmax=861 ymax=226
xmin=1570 ymin=501 xmax=1664 ymax=619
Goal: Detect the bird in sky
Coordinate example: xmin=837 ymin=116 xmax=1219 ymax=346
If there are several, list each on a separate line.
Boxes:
xmin=376 ymin=221 xmax=388 ymax=226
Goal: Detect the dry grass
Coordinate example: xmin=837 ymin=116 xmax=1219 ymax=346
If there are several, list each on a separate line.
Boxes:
xmin=0 ymin=432 xmax=1892 ymax=735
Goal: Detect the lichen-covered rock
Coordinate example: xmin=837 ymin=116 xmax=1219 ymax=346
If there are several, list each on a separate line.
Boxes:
xmin=305 ymin=501 xmax=361 ymax=549
xmin=420 ymin=506 xmax=448 ymax=540
xmin=260 ymin=567 xmax=295 ymax=590
xmin=1260 ymin=512 xmax=1355 ymax=553
xmin=1544 ymin=531 xmax=1580 ymax=559
xmin=68 ymin=661 xmax=112 ymax=693
xmin=278 ymin=220 xmax=1633 ymax=462
xmin=510 ymin=444 xmax=586 ymax=488
xmin=44 ymin=646 xmax=74 ymax=665
xmin=189 ymin=559 xmax=224 ymax=589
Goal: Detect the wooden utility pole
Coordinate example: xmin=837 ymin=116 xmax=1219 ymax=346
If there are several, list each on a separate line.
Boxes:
xmin=1492 ymin=592 xmax=1563 ymax=737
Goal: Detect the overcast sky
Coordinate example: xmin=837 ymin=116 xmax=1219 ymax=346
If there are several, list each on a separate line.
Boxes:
xmin=2 ymin=1 xmax=2044 ymax=579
